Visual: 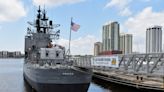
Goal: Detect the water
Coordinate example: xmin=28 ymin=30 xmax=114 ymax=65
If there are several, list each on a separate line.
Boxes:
xmin=0 ymin=59 xmax=141 ymax=92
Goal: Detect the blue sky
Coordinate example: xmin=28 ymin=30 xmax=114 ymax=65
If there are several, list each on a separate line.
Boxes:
xmin=0 ymin=0 xmax=164 ymax=55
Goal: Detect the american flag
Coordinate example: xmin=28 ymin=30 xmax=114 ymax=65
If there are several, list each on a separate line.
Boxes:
xmin=71 ymin=21 xmax=80 ymax=32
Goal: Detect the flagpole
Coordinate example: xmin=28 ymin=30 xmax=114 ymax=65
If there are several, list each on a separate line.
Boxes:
xmin=68 ymin=17 xmax=73 ymax=56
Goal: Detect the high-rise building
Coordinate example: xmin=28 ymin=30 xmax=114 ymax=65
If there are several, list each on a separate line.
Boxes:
xmin=120 ymin=34 xmax=133 ymax=54
xmin=120 ymin=34 xmax=125 ymax=53
xmin=146 ymin=26 xmax=162 ymax=53
xmin=94 ymin=42 xmax=102 ymax=56
xmin=102 ymin=21 xmax=120 ymax=52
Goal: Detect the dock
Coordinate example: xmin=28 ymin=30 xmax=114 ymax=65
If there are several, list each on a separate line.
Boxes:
xmin=72 ymin=53 xmax=164 ymax=91
xmin=93 ymin=69 xmax=164 ymax=91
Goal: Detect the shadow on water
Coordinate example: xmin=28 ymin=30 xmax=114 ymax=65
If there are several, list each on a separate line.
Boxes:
xmin=23 ymin=78 xmax=36 ymax=92
xmin=92 ymin=77 xmax=144 ymax=92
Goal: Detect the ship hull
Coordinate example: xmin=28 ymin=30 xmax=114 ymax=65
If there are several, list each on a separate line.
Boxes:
xmin=23 ymin=64 xmax=92 ymax=92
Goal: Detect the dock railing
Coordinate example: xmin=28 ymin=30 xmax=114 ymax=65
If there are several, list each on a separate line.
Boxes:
xmin=72 ymin=53 xmax=164 ymax=77
xmin=72 ymin=53 xmax=164 ymax=90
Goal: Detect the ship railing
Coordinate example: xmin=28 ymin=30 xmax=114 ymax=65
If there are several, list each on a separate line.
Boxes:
xmin=26 ymin=59 xmax=73 ymax=69
xmin=36 ymin=64 xmax=72 ymax=69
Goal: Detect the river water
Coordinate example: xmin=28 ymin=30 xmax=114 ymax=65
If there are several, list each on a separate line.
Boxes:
xmin=0 ymin=59 xmax=141 ymax=92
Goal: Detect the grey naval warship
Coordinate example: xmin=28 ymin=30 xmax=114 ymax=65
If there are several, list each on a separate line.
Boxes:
xmin=23 ymin=7 xmax=92 ymax=92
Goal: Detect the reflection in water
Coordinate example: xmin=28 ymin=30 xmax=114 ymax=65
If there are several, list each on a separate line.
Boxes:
xmin=0 ymin=59 xmax=34 ymax=92
xmin=91 ymin=77 xmax=142 ymax=92
xmin=0 ymin=59 xmax=143 ymax=92
xmin=88 ymin=83 xmax=109 ymax=92
xmin=23 ymin=79 xmax=36 ymax=92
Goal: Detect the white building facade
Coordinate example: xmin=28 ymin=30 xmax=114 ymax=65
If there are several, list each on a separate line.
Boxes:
xmin=120 ymin=34 xmax=133 ymax=54
xmin=102 ymin=21 xmax=120 ymax=51
xmin=94 ymin=42 xmax=102 ymax=56
xmin=146 ymin=26 xmax=162 ymax=53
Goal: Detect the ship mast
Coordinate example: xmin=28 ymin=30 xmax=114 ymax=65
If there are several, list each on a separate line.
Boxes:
xmin=36 ymin=6 xmax=41 ymax=33
xmin=27 ymin=6 xmax=60 ymax=40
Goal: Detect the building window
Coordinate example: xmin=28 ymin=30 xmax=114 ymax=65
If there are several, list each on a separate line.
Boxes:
xmin=46 ymin=51 xmax=49 ymax=57
xmin=56 ymin=51 xmax=59 ymax=57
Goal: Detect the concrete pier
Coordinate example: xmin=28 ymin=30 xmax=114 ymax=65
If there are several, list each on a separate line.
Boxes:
xmin=72 ymin=53 xmax=164 ymax=91
xmin=93 ymin=69 xmax=164 ymax=91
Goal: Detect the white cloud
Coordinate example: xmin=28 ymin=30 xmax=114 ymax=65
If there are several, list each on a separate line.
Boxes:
xmin=32 ymin=0 xmax=84 ymax=7
xmin=105 ymin=0 xmax=132 ymax=16
xmin=56 ymin=35 xmax=98 ymax=55
xmin=119 ymin=7 xmax=132 ymax=16
xmin=0 ymin=0 xmax=26 ymax=22
xmin=124 ymin=7 xmax=164 ymax=53
xmin=105 ymin=0 xmax=131 ymax=9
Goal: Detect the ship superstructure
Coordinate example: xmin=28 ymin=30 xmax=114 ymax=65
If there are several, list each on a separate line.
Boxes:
xmin=23 ymin=7 xmax=92 ymax=92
